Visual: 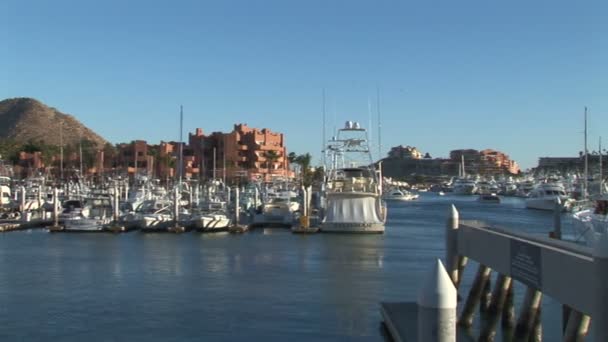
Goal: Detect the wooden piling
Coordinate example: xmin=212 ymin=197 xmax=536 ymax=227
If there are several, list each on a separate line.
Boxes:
xmin=478 ymin=274 xmax=512 ymax=341
xmin=563 ymin=307 xmax=592 ymax=342
xmin=458 ymin=264 xmax=491 ymax=328
xmin=514 ymin=287 xmax=543 ymax=341
xmin=480 ymin=275 xmax=492 ymax=314
xmin=529 ymin=305 xmax=542 ymax=342
xmin=501 ymin=281 xmax=515 ymax=329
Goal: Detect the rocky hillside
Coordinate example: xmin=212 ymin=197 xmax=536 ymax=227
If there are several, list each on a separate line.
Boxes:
xmin=0 ymin=97 xmax=107 ymax=147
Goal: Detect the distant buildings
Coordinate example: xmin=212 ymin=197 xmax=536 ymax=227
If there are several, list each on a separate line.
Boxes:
xmin=111 ymin=123 xmax=292 ymax=182
xmin=537 ymin=155 xmax=606 ymax=174
xmin=388 ymin=145 xmax=423 ymax=159
xmin=9 ymin=123 xmax=292 ymax=183
xmin=381 ymin=146 xmax=520 ymax=180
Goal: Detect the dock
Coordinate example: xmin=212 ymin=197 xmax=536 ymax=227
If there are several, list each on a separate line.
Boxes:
xmin=381 ymin=204 xmax=608 ymax=342
xmin=0 ymin=219 xmax=53 ymax=232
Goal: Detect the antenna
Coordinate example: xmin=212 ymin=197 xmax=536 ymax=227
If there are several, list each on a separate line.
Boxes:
xmin=584 ymin=106 xmax=588 ymax=199
xmin=377 ymin=86 xmax=382 ymax=160
xmin=322 ymin=88 xmax=326 ymax=167
xmin=368 ymin=96 xmax=373 ymax=161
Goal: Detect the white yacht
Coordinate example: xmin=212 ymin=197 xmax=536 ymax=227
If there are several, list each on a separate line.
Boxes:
xmin=321 ymin=121 xmax=386 ymax=233
xmin=56 ymin=197 xmax=113 ymax=232
xmin=452 ymin=178 xmax=478 ymax=195
xmin=382 ymin=188 xmax=419 ymax=201
xmin=190 ymin=201 xmax=231 ymax=232
xmin=525 ymin=181 xmax=572 ymax=211
xmin=251 ymin=190 xmax=299 ymax=227
xmin=571 ymin=197 xmax=608 ymax=246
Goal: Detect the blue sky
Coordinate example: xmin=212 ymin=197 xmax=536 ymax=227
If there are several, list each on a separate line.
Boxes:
xmin=1 ymin=0 xmax=606 ymax=169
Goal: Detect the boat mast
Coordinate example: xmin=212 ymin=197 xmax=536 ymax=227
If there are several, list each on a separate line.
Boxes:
xmin=376 ymin=86 xmax=382 ymax=160
xmin=322 ymin=88 xmax=326 ymax=168
xmin=461 ymin=155 xmax=466 ymax=178
xmin=368 ymin=97 xmax=373 ymax=161
xmin=59 ymin=121 xmax=64 ymax=181
xmin=584 ymin=106 xmax=588 ymax=199
xmin=600 ymin=136 xmax=603 ymax=196
xmin=212 ymin=147 xmax=217 ymax=181
xmin=79 ymin=135 xmax=83 ymax=178
xmin=178 ymin=105 xmax=184 ymax=188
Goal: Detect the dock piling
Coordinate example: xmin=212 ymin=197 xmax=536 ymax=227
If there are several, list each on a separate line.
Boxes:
xmin=459 ymin=264 xmax=491 ymax=327
xmin=514 ymin=287 xmax=543 ymax=341
xmin=478 ymin=274 xmax=512 ymax=341
xmin=593 ymin=232 xmax=608 ymax=342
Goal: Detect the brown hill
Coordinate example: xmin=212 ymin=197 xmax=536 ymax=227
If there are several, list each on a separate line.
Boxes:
xmin=0 ymin=97 xmax=108 ymax=148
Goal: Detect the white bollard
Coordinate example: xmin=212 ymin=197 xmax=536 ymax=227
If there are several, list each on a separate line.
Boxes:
xmin=593 ymin=232 xmax=608 ymax=342
xmin=418 ymin=259 xmax=457 ymax=342
xmin=445 ymin=205 xmax=459 ymax=286
xmin=124 ymin=183 xmax=129 ymax=201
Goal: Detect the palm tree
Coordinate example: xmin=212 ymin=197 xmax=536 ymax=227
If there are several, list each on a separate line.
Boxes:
xmin=264 ymin=150 xmax=280 ymax=180
xmin=295 ymin=153 xmax=312 ymax=186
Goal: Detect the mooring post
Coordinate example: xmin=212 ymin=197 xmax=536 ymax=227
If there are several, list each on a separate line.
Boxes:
xmin=553 ymin=197 xmax=562 ymax=239
xmin=113 ymin=185 xmax=120 ymax=222
xmin=514 ymin=287 xmax=543 ymax=341
xmin=459 ymin=264 xmax=491 ymax=327
xmin=20 ymin=186 xmax=26 ymax=215
xmin=53 ymin=187 xmax=59 ymax=227
xmin=234 ymin=187 xmax=240 ymax=225
xmin=418 ymin=259 xmax=457 ymax=342
xmin=446 ymin=204 xmax=460 ymax=287
xmin=593 ymin=232 xmax=608 ymax=342
xmin=478 ymin=274 xmax=513 ymax=341
xmin=173 ymin=186 xmax=180 ymax=227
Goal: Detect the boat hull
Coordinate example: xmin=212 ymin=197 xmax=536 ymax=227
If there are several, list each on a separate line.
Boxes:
xmin=321 ymin=192 xmax=385 ymax=233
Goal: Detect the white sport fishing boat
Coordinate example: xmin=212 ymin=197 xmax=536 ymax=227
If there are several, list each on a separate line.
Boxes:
xmin=525 ymin=181 xmax=573 ymax=211
xmin=321 ymin=121 xmax=386 ymax=233
xmin=571 ymin=197 xmax=608 ymax=246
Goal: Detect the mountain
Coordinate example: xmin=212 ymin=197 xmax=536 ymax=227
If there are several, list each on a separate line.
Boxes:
xmin=0 ymin=97 xmax=108 ymax=147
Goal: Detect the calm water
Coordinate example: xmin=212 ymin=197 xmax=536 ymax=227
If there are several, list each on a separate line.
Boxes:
xmin=0 ymin=194 xmax=577 ymax=341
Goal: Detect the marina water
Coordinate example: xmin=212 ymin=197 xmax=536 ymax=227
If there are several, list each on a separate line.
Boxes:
xmin=0 ymin=194 xmax=574 ymax=341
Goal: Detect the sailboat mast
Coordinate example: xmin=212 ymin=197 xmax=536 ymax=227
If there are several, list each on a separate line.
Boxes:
xmin=79 ymin=136 xmax=83 ymax=177
xmin=376 ymin=87 xmax=382 ymax=160
xmin=368 ymin=97 xmax=373 ymax=161
xmin=60 ymin=121 xmax=64 ymax=181
xmin=322 ymin=88 xmax=326 ymax=167
xmin=179 ymin=105 xmax=183 ymax=187
xmin=213 ymin=147 xmax=217 ymax=181
xmin=600 ymin=136 xmax=603 ymax=196
xmin=584 ymin=106 xmax=588 ymax=198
